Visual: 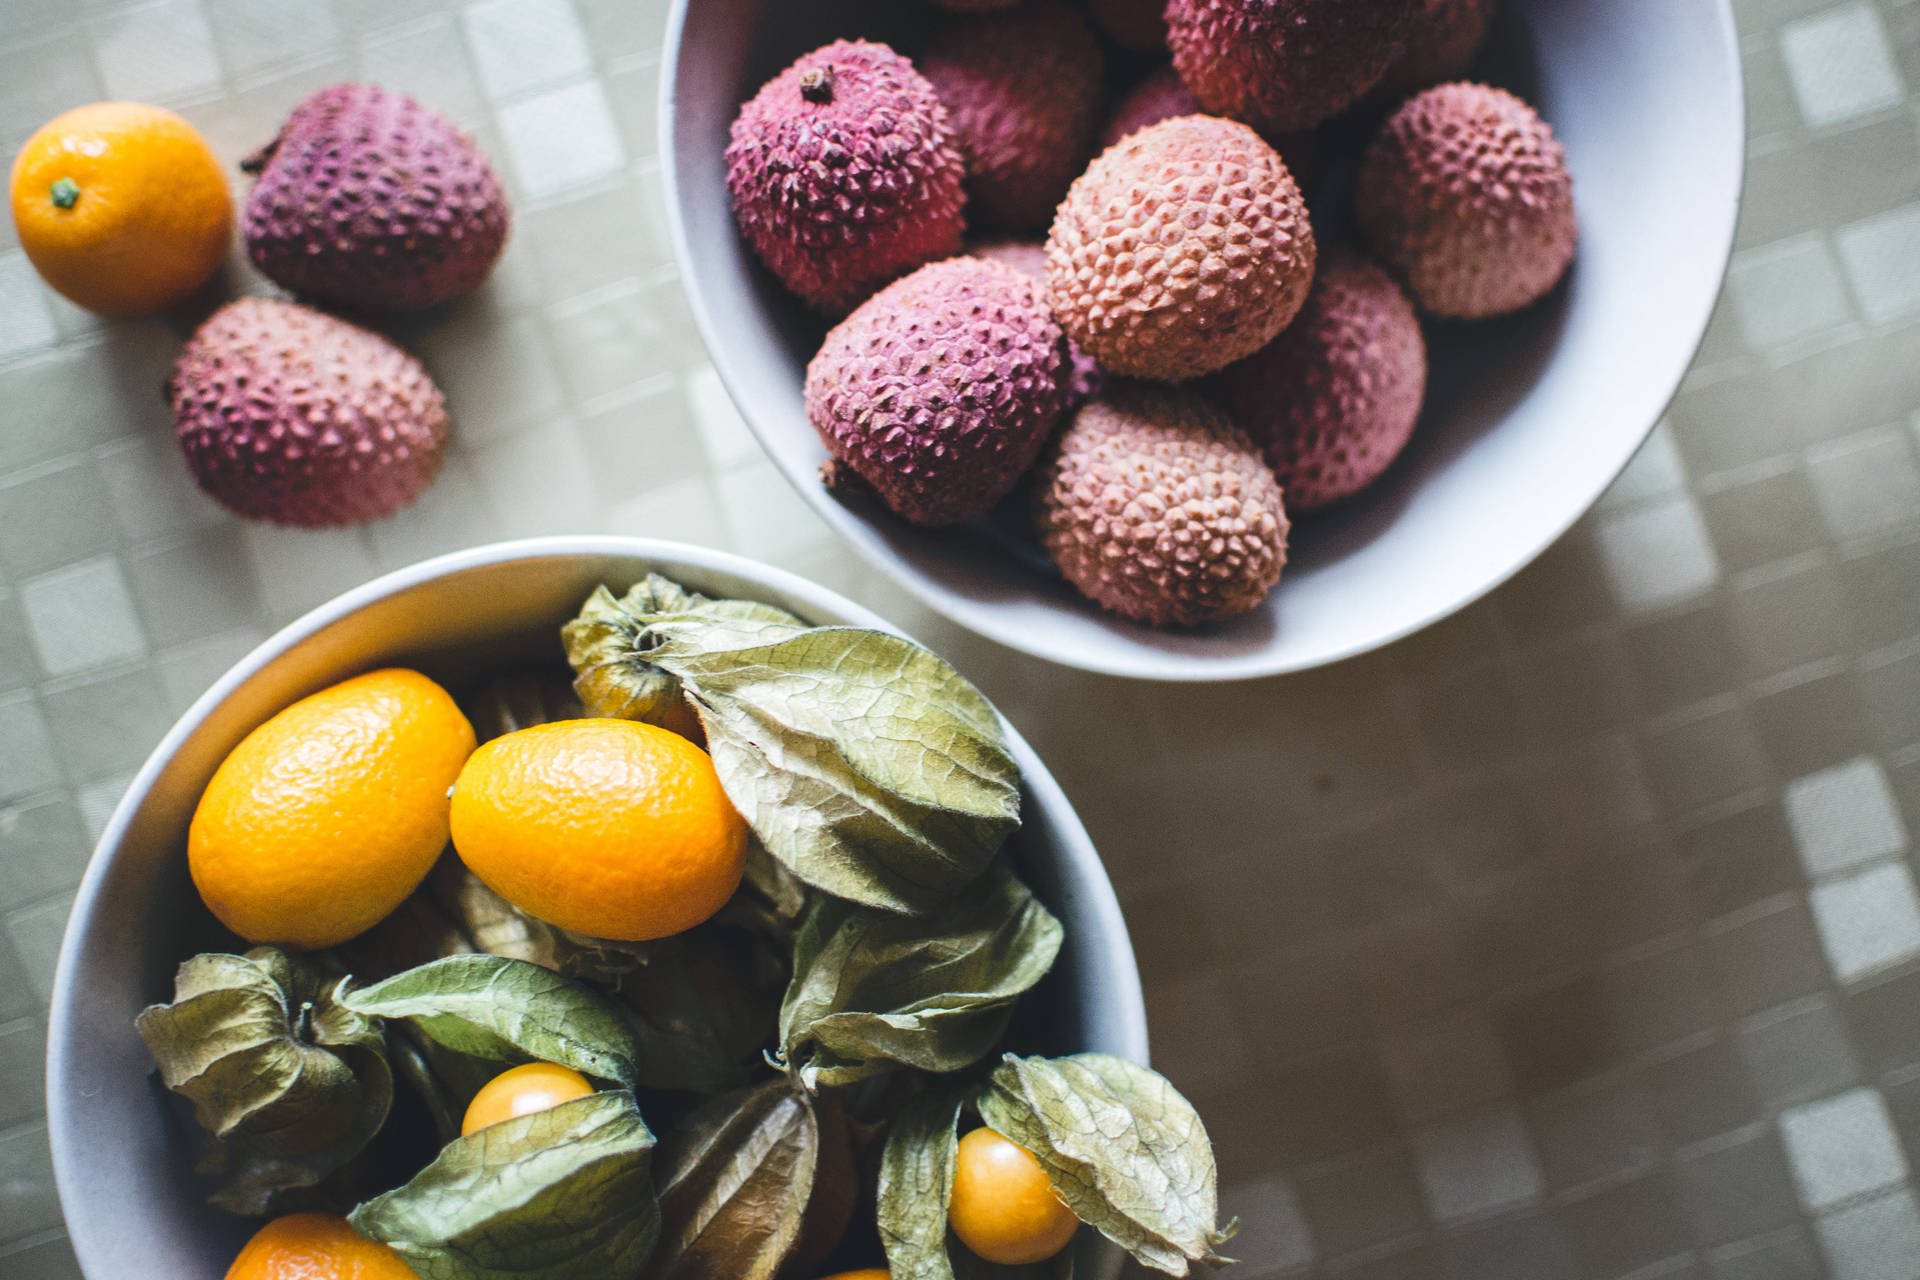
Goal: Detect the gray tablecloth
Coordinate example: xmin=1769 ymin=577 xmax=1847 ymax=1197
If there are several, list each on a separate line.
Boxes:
xmin=4 ymin=0 xmax=1920 ymax=1276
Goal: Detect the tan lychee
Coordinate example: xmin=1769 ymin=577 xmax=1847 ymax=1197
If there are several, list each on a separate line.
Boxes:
xmin=1045 ymin=115 xmax=1316 ymax=382
xmin=1036 ymin=384 xmax=1288 ymax=626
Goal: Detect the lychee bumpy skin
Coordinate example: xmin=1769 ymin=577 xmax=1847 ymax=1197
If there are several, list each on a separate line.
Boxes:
xmin=920 ymin=0 xmax=1106 ymax=231
xmin=171 ymin=298 xmax=449 ymax=527
xmin=1356 ymin=82 xmax=1578 ymax=319
xmin=806 ymin=257 xmax=1069 ymax=526
xmin=1036 ymin=385 xmax=1289 ymax=627
xmin=1165 ymin=0 xmax=1422 ymax=133
xmin=1046 ymin=115 xmax=1317 ymax=383
xmin=242 ymin=83 xmax=509 ymax=311
xmin=726 ymin=40 xmax=967 ymax=316
xmin=1207 ymin=248 xmax=1428 ymax=510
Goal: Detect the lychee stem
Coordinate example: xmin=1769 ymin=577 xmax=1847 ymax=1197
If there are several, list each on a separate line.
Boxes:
xmin=49 ymin=177 xmax=79 ymax=209
xmin=239 ymin=134 xmax=282 ymax=175
xmin=819 ymin=458 xmax=875 ymax=496
xmin=799 ymin=65 xmax=836 ymax=104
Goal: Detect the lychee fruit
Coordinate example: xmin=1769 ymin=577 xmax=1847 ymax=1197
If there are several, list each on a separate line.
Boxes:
xmin=1166 ymin=0 xmax=1422 ymax=133
xmin=1371 ymin=0 xmax=1497 ymax=103
xmin=1206 ymin=249 xmax=1427 ymax=510
xmin=969 ymin=237 xmax=1104 ymax=404
xmin=1101 ymin=66 xmax=1203 ymax=148
xmin=171 ymin=298 xmax=448 ymax=527
xmin=1101 ymin=67 xmax=1321 ymax=192
xmin=920 ymin=1 xmax=1105 ymax=230
xmin=967 ymin=238 xmax=1048 ymax=282
xmin=1356 ymin=82 xmax=1576 ymax=318
xmin=726 ymin=40 xmax=967 ymax=315
xmin=242 ymin=84 xmax=509 ymax=311
xmin=805 ymin=257 xmax=1069 ymax=526
xmin=1036 ymin=384 xmax=1288 ymax=627
xmin=1088 ymin=0 xmax=1169 ymax=52
xmin=1046 ymin=115 xmax=1316 ymax=382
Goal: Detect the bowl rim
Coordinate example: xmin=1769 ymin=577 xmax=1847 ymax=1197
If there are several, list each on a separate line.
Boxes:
xmin=657 ymin=0 xmax=1747 ymax=683
xmin=46 ymin=534 xmax=1147 ymax=1277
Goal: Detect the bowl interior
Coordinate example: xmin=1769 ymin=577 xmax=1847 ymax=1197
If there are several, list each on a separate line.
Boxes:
xmin=47 ymin=538 xmax=1144 ymax=1280
xmin=663 ymin=0 xmax=1742 ymax=679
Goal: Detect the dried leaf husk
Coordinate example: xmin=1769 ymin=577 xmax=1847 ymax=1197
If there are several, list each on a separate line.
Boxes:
xmin=876 ymin=1089 xmax=1080 ymax=1280
xmin=978 ymin=1055 xmax=1236 ymax=1277
xmin=325 ymin=879 xmax=501 ymax=1141
xmin=782 ymin=1091 xmax=860 ymax=1279
xmin=464 ymin=667 xmax=585 ymax=742
xmin=565 ymin=578 xmax=805 ymax=728
xmin=877 ymin=1091 xmax=966 ymax=1280
xmin=597 ymin=922 xmax=785 ymax=1095
xmin=779 ymin=865 xmax=1063 ymax=1088
xmin=412 ymin=850 xmax=787 ymax=1096
xmin=329 ymin=869 xmax=477 ymax=979
xmin=386 ymin=1024 xmax=487 ymax=1147
xmin=350 ymin=1088 xmax=658 ymax=1280
xmin=421 ymin=857 xmax=632 ymax=979
xmin=340 ymin=954 xmax=642 ymax=1088
xmin=717 ymin=839 xmax=811 ymax=946
xmin=646 ymin=1077 xmax=825 ymax=1280
xmin=136 ymin=947 xmax=392 ymax=1215
xmin=563 ymin=578 xmax=1021 ymax=916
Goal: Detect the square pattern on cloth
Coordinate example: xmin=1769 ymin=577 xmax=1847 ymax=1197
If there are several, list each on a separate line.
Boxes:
xmin=3 ymin=1 xmax=1920 ymax=1277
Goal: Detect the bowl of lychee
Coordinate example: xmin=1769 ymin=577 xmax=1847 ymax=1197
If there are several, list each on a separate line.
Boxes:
xmin=662 ymin=0 xmax=1743 ymax=680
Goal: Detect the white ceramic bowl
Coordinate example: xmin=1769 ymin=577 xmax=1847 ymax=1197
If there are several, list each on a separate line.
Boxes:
xmin=46 ymin=536 xmax=1145 ymax=1280
xmin=661 ymin=0 xmax=1744 ymax=679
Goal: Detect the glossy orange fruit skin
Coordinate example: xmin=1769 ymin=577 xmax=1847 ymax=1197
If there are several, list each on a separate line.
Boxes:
xmin=189 ymin=668 xmax=476 ymax=951
xmin=450 ymin=718 xmax=748 ymax=942
xmin=461 ymin=1062 xmax=594 ymax=1136
xmin=949 ymin=1128 xmax=1080 ymax=1266
xmin=225 ymin=1212 xmax=417 ymax=1280
xmin=10 ymin=102 xmax=231 ymax=315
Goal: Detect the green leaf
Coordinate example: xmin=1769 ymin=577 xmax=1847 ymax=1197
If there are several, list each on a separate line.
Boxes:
xmin=653 ymin=627 xmax=1010 ymax=810
xmin=878 ymin=1091 xmax=965 ymax=1280
xmin=341 ymin=955 xmax=640 ymax=1088
xmin=562 ymin=578 xmax=1022 ymax=915
xmin=564 ymin=583 xmax=683 ymax=724
xmin=690 ymin=686 xmax=1007 ymax=915
xmin=663 ymin=629 xmax=1019 ymax=911
xmin=646 ymin=1078 xmax=822 ymax=1280
xmin=779 ymin=866 xmax=1062 ymax=1088
xmin=136 ymin=947 xmax=391 ymax=1215
xmin=350 ymin=1088 xmax=658 ymax=1280
xmin=978 ymin=1055 xmax=1237 ymax=1277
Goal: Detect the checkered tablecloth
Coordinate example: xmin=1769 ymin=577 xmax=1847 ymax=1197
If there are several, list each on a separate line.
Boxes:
xmin=5 ymin=0 xmax=1920 ymax=1277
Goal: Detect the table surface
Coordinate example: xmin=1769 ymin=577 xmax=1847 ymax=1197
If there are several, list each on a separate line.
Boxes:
xmin=3 ymin=0 xmax=1920 ymax=1277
